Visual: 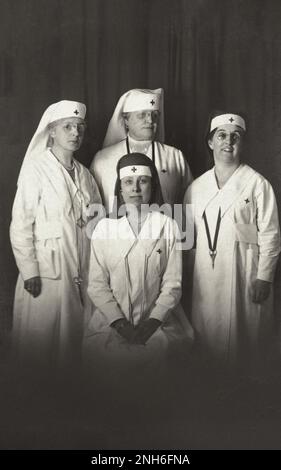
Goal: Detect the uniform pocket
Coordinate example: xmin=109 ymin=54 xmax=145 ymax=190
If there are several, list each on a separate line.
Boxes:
xmin=234 ymin=223 xmax=258 ymax=244
xmin=35 ymin=240 xmax=61 ymax=279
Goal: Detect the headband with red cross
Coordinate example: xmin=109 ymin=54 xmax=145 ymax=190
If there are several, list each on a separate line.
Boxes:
xmin=119 ymin=165 xmax=152 ymax=179
xmin=210 ymin=114 xmax=246 ymax=132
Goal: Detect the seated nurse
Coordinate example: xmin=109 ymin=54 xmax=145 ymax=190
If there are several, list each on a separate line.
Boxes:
xmin=83 ymin=153 xmax=193 ymax=385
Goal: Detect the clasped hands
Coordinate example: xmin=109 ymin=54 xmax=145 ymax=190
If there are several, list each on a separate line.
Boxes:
xmin=112 ymin=318 xmax=162 ymax=345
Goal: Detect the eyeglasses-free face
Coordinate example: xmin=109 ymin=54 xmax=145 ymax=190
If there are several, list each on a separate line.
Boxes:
xmin=120 ymin=175 xmax=152 ymax=207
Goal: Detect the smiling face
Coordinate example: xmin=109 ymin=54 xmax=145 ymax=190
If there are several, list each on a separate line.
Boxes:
xmin=120 ymin=174 xmax=152 ymax=208
xmin=208 ymin=124 xmax=244 ymax=165
xmin=49 ymin=117 xmax=86 ymax=154
xmin=124 ymin=110 xmax=159 ymax=141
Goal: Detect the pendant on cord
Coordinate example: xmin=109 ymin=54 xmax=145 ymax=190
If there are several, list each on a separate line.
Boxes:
xmin=74 ymin=274 xmax=84 ymax=306
xmin=74 ymin=275 xmax=83 ymax=286
xmin=76 ymin=216 xmax=86 ymax=228
xmin=203 ymin=208 xmax=221 ymax=270
xmin=209 ymin=250 xmax=217 ymax=269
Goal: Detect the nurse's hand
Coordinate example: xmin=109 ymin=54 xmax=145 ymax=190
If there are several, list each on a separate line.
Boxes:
xmin=134 ymin=318 xmax=162 ymax=345
xmin=252 ymin=278 xmax=271 ymax=304
xmin=111 ymin=318 xmax=136 ymax=343
xmin=24 ymin=276 xmax=42 ymax=298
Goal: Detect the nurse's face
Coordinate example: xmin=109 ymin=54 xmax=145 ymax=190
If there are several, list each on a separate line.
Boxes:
xmin=120 ymin=175 xmax=152 ymax=207
xmin=125 ymin=110 xmax=159 ymax=141
xmin=208 ymin=124 xmax=244 ymax=165
xmin=50 ymin=117 xmax=86 ymax=153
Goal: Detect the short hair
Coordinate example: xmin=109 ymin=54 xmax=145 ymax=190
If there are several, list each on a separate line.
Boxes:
xmin=205 ymin=109 xmax=247 ymax=163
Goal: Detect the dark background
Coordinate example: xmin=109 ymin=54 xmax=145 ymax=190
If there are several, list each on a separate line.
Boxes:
xmin=1 ymin=0 xmax=281 ymax=451
xmin=1 ymin=0 xmax=281 ymax=332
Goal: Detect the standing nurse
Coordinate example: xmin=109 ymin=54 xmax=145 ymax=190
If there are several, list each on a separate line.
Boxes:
xmin=184 ymin=111 xmax=280 ymax=370
xmin=10 ymin=100 xmax=101 ymax=372
xmin=90 ymin=88 xmax=193 ymax=213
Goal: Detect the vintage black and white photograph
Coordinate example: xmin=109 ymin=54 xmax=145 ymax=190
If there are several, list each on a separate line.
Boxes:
xmin=0 ymin=0 xmax=281 ymax=454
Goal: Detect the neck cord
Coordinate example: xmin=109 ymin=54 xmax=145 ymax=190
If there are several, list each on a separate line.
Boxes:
xmin=57 ymin=161 xmax=85 ymax=305
xmin=126 ymin=136 xmax=155 ymax=164
xmin=202 ymin=207 xmax=221 ymax=269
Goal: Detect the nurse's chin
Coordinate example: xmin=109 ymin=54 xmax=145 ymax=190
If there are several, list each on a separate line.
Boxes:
xmin=220 ymin=152 xmax=237 ymax=161
xmin=68 ymin=141 xmax=80 ymax=147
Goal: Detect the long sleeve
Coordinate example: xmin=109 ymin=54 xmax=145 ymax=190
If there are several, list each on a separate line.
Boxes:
xmin=150 ymin=220 xmax=182 ymax=322
xmin=89 ymin=172 xmax=102 ymax=206
xmin=181 ymin=183 xmax=197 ymax=250
xmin=180 ymin=151 xmax=193 ymax=202
xmin=256 ymin=180 xmax=281 ymax=282
xmin=177 ymin=150 xmax=193 ymax=204
xmin=10 ymin=167 xmax=41 ymax=280
xmin=87 ymin=226 xmax=124 ymax=325
xmin=89 ymin=151 xmax=104 ymax=202
xmin=183 ymin=183 xmax=192 ymax=206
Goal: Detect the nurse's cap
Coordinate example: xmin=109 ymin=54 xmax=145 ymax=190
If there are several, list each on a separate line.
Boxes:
xmin=118 ymin=153 xmax=153 ymax=179
xmin=50 ymin=100 xmax=86 ymax=123
xmin=17 ymin=100 xmax=87 ymax=183
xmin=210 ymin=113 xmax=246 ymax=132
xmin=123 ymin=90 xmax=161 ymax=113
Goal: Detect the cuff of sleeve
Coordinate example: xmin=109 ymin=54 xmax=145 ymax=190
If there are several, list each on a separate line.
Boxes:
xmin=20 ymin=262 xmax=40 ymax=281
xmin=99 ymin=303 xmax=125 ymax=326
xmin=257 ymin=256 xmax=279 ymax=282
xmin=149 ymin=303 xmax=169 ymax=322
xmin=110 ymin=316 xmax=127 ymax=328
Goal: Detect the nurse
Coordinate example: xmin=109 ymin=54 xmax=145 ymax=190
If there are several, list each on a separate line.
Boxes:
xmin=90 ymin=88 xmax=193 ymax=213
xmin=183 ymin=111 xmax=281 ymax=371
xmin=83 ymin=153 xmax=193 ymax=383
xmin=10 ymin=100 xmax=102 ymax=372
